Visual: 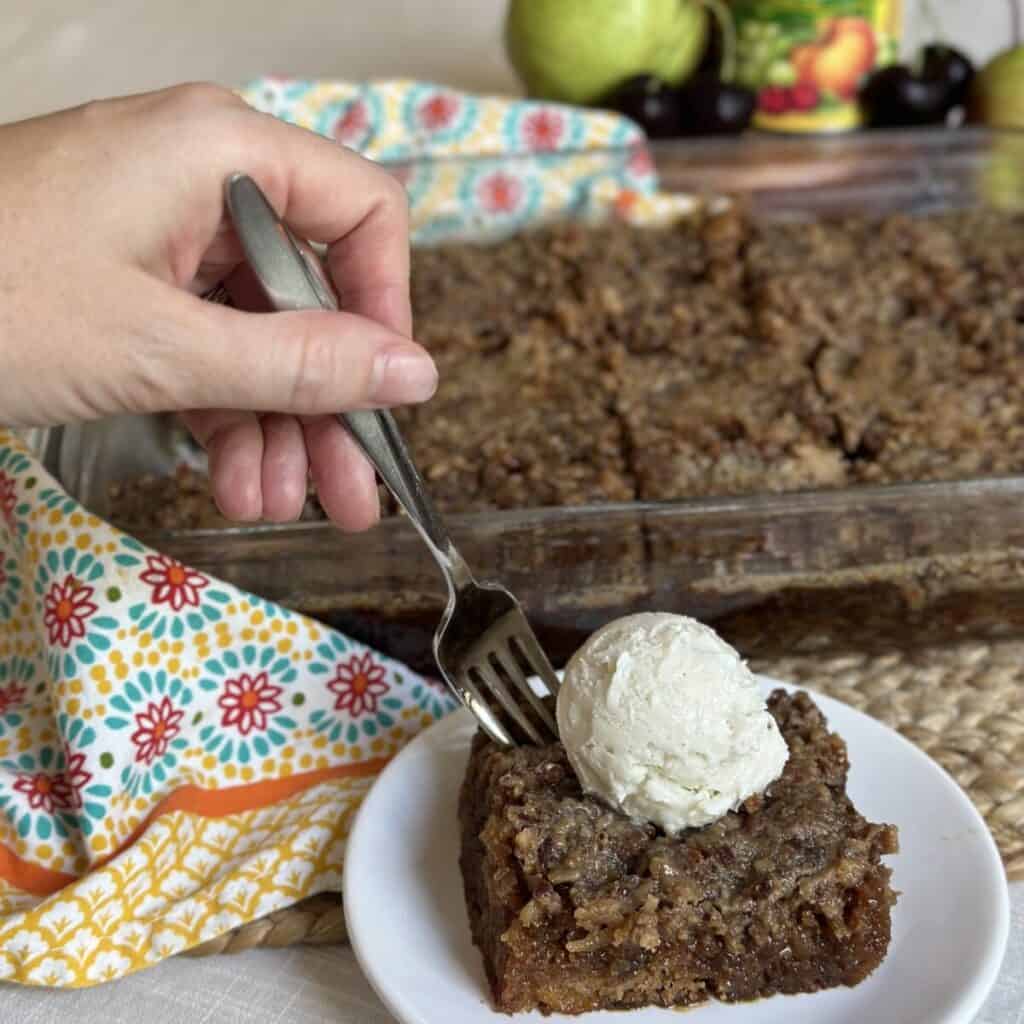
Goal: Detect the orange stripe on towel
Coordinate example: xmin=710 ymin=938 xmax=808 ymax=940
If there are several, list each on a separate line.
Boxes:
xmin=0 ymin=757 xmax=388 ymax=896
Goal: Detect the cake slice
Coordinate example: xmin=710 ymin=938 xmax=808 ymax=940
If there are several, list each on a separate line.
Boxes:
xmin=458 ymin=689 xmax=898 ymax=1015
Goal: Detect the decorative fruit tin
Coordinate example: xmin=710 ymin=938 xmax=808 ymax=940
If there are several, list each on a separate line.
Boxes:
xmin=732 ymin=0 xmax=903 ymax=132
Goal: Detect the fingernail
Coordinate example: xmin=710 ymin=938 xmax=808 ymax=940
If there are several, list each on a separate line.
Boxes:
xmin=371 ymin=346 xmax=438 ymax=405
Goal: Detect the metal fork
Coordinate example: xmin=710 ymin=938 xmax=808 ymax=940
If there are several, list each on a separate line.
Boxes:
xmin=224 ymin=173 xmax=560 ymax=747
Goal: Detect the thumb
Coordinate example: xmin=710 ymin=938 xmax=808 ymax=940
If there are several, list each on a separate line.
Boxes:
xmin=150 ymin=289 xmax=437 ymax=415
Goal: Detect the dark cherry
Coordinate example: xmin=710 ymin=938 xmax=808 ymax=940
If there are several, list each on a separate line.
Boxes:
xmin=698 ymin=13 xmax=724 ymax=75
xmin=601 ymin=75 xmax=683 ymax=139
xmin=676 ymin=71 xmax=756 ymax=135
xmin=921 ymin=44 xmax=975 ymax=108
xmin=859 ymin=65 xmax=952 ymax=127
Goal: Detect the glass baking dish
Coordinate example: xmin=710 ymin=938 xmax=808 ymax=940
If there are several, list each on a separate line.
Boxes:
xmin=30 ymin=126 xmax=1024 ymax=672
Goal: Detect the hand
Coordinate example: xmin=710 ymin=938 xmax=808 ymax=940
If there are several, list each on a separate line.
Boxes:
xmin=0 ymin=83 xmax=437 ymax=530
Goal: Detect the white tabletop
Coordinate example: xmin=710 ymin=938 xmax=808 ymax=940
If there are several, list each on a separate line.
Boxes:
xmin=1 ymin=882 xmax=1020 ymax=1024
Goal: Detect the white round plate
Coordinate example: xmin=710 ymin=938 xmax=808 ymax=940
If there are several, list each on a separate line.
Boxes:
xmin=344 ymin=678 xmax=1009 ymax=1024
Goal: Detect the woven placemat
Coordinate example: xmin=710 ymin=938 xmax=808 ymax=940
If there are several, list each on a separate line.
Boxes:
xmin=187 ymin=584 xmax=1024 ymax=956
xmin=726 ymin=582 xmax=1024 ymax=884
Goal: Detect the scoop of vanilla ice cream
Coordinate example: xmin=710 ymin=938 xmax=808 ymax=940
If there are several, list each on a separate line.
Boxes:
xmin=556 ymin=612 xmax=788 ymax=832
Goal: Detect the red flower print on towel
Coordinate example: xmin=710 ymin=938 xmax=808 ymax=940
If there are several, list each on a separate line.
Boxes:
xmin=418 ymin=92 xmax=459 ymax=131
xmin=13 ymin=771 xmax=73 ymax=813
xmin=0 ymin=472 xmax=16 ymax=531
xmin=43 ymin=575 xmax=98 ymax=648
xmin=328 ymin=652 xmax=390 ymax=717
xmin=333 ymin=99 xmax=368 ymax=144
xmin=0 ymin=680 xmax=26 ymax=715
xmin=522 ymin=108 xmax=564 ymax=150
xmin=130 ymin=696 xmax=184 ymax=766
xmin=478 ymin=172 xmax=523 ymax=214
xmin=218 ymin=671 xmax=283 ymax=736
xmin=59 ymin=749 xmax=93 ymax=809
xmin=139 ymin=554 xmax=208 ymax=611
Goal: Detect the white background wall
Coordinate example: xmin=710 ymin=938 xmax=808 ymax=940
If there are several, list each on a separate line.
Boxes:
xmin=0 ymin=1 xmax=1018 ymax=124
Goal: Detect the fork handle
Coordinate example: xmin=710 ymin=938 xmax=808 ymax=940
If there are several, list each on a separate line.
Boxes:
xmin=224 ymin=173 xmax=473 ymax=594
xmin=336 ymin=407 xmax=473 ymax=592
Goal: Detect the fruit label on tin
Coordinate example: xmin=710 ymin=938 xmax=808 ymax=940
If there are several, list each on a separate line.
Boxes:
xmin=732 ymin=0 xmax=902 ymax=132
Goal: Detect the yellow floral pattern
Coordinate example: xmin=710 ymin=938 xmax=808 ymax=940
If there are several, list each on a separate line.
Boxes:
xmin=0 ymin=777 xmax=373 ymax=983
xmin=0 ymin=425 xmax=456 ymax=987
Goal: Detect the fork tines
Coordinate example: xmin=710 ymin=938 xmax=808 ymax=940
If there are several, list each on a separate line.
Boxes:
xmin=457 ymin=610 xmax=560 ymax=747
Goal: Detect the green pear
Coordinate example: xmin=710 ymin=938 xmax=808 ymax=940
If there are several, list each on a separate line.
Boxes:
xmin=505 ymin=0 xmax=709 ymax=106
xmin=981 ymin=131 xmax=1024 ymax=212
xmin=970 ymin=44 xmax=1024 ymax=127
